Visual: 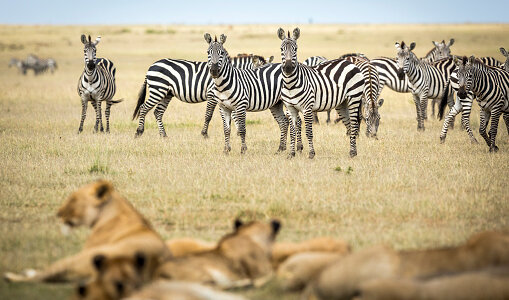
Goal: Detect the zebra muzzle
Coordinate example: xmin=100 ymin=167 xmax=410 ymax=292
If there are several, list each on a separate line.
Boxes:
xmin=87 ymin=61 xmax=96 ymax=70
xmin=283 ymin=62 xmax=295 ymax=74
xmin=210 ymin=64 xmax=220 ymax=78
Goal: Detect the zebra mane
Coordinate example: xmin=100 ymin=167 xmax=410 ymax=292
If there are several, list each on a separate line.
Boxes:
xmin=338 ymin=53 xmax=368 ymax=60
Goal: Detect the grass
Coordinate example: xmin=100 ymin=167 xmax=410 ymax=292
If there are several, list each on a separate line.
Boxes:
xmin=0 ymin=24 xmax=508 ymax=300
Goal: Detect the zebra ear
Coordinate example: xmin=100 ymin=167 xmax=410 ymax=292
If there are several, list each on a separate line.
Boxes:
xmin=500 ymin=47 xmax=508 ymax=57
xmin=88 ymin=35 xmax=91 ymax=43
xmin=292 ymin=28 xmax=300 ymax=40
xmin=432 ymin=41 xmax=439 ymax=47
xmin=468 ymin=56 xmax=475 ymax=65
xmin=277 ymin=28 xmax=285 ymax=40
xmin=204 ymin=33 xmax=212 ymax=44
xmin=220 ymin=34 xmax=227 ymax=44
xmin=409 ymin=42 xmax=416 ymax=51
xmin=81 ymin=34 xmax=87 ymax=44
xmin=94 ymin=36 xmax=101 ymax=46
xmin=448 ymin=38 xmax=455 ymax=47
xmin=268 ymin=55 xmax=274 ymax=63
xmin=252 ymin=56 xmax=259 ymax=64
xmin=394 ymin=42 xmax=401 ymax=50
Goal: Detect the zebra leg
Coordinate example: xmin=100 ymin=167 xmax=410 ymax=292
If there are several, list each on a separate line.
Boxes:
xmin=479 ymin=109 xmax=491 ymax=147
xmin=105 ymin=102 xmax=112 ymax=133
xmin=136 ymin=88 xmax=167 ymax=138
xmin=219 ymin=106 xmax=232 ymax=154
xmin=418 ymin=94 xmax=427 ymax=131
xmin=154 ymin=98 xmax=170 ymax=137
xmin=232 ymin=110 xmax=242 ymax=137
xmin=431 ymin=99 xmax=436 ymax=119
xmin=269 ymin=103 xmax=289 ymax=153
xmin=337 ymin=107 xmax=351 ymax=136
xmin=313 ymin=112 xmax=319 ymax=124
xmin=201 ymin=99 xmax=217 ymax=138
xmin=412 ymin=94 xmax=422 ymax=130
xmin=295 ymin=114 xmax=303 ymax=152
xmin=488 ymin=104 xmax=503 ymax=152
xmin=303 ymin=109 xmax=315 ymax=159
xmin=326 ymin=110 xmax=331 ymax=124
xmin=78 ymin=98 xmax=88 ymax=134
xmin=440 ymin=96 xmax=462 ymax=143
xmin=503 ymin=113 xmax=509 ymax=136
xmin=423 ymin=97 xmax=428 ymax=121
xmin=286 ymin=106 xmax=300 ymax=158
xmin=236 ymin=105 xmax=248 ymax=154
xmin=348 ymin=100 xmax=361 ymax=158
xmin=460 ymin=95 xmax=478 ymax=144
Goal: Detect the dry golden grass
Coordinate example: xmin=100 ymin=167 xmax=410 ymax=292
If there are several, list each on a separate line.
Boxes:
xmin=0 ymin=24 xmax=508 ymax=299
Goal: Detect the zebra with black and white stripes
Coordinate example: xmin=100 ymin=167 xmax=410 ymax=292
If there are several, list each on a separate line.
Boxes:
xmin=231 ymin=53 xmax=274 ymax=69
xmin=278 ymin=28 xmax=365 ymax=158
xmin=372 ymin=39 xmax=454 ymax=118
xmin=439 ymin=56 xmax=509 ymax=152
xmin=395 ymin=41 xmax=455 ymax=131
xmin=440 ymin=51 xmax=509 ymax=146
xmin=77 ymin=34 xmax=119 ymax=133
xmin=204 ymin=33 xmax=289 ymax=154
xmin=132 ymin=52 xmax=273 ymax=138
xmin=303 ymin=56 xmax=328 ymax=67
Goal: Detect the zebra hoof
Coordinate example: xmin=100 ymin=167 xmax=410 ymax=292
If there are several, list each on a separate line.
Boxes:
xmin=489 ymin=146 xmax=499 ymax=152
xmin=275 ymin=146 xmax=286 ymax=154
xmin=471 ymin=138 xmax=479 ymax=144
xmin=224 ymin=146 xmax=231 ymax=154
xmin=440 ymin=136 xmax=446 ymax=144
xmin=297 ymin=143 xmax=304 ymax=152
xmin=201 ymin=130 xmax=209 ymax=139
xmin=160 ymin=133 xmax=168 ymax=138
xmin=308 ymin=151 xmax=315 ymax=159
xmin=241 ymin=146 xmax=247 ymax=154
xmin=287 ymin=152 xmax=296 ymax=159
xmin=349 ymin=150 xmax=357 ymax=158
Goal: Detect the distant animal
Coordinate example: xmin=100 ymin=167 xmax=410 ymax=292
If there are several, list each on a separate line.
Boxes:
xmin=231 ymin=53 xmax=274 ymax=69
xmin=8 ymin=58 xmax=27 ymax=74
xmin=25 ymin=54 xmax=57 ymax=75
xmin=278 ymin=28 xmax=365 ymax=158
xmin=77 ymin=34 xmax=121 ymax=133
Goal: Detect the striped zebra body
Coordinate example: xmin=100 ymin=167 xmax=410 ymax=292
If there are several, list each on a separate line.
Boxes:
xmin=342 ymin=55 xmax=384 ymax=137
xmin=204 ymin=33 xmax=289 ymax=154
xmin=9 ymin=58 xmax=28 ymax=75
xmin=302 ymin=56 xmax=332 ymax=124
xmin=395 ymin=41 xmax=455 ymax=131
xmin=231 ymin=53 xmax=274 ymax=69
xmin=278 ymin=28 xmax=365 ymax=158
xmin=132 ymin=54 xmax=271 ymax=138
xmin=440 ymin=54 xmax=509 ymax=149
xmin=77 ymin=35 xmax=118 ymax=133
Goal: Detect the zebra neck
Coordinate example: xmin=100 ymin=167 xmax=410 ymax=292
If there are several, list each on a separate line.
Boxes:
xmin=282 ymin=64 xmax=302 ymax=89
xmin=405 ymin=58 xmax=422 ymax=83
xmin=422 ymin=48 xmax=437 ymax=62
xmin=84 ymin=67 xmax=97 ymax=83
xmin=212 ymin=58 xmax=234 ymax=92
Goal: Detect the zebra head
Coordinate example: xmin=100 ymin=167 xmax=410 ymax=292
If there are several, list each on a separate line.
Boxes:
xmin=500 ymin=47 xmax=509 ymax=71
xmin=278 ymin=28 xmax=300 ymax=75
xmin=455 ymin=56 xmax=475 ymax=99
xmin=204 ymin=33 xmax=228 ymax=78
xmin=81 ymin=34 xmax=101 ymax=71
xmin=395 ymin=41 xmax=416 ymax=80
xmin=364 ymin=98 xmax=384 ymax=138
xmin=432 ymin=38 xmax=454 ymax=60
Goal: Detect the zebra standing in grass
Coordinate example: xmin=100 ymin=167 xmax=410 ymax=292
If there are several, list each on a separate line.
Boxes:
xmin=372 ymin=39 xmax=454 ymax=118
xmin=77 ymin=34 xmax=119 ymax=133
xmin=302 ymin=56 xmax=332 ymax=124
xmin=9 ymin=58 xmax=27 ymax=74
xmin=340 ymin=54 xmax=384 ymax=138
xmin=440 ymin=51 xmax=509 ymax=146
xmin=132 ymin=52 xmax=273 ymax=138
xmin=395 ymin=41 xmax=455 ymax=131
xmin=204 ymin=33 xmax=290 ymax=154
xmin=278 ymin=28 xmax=365 ymax=158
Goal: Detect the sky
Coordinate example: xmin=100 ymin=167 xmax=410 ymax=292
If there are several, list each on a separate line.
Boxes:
xmin=1 ymin=0 xmax=508 ymax=25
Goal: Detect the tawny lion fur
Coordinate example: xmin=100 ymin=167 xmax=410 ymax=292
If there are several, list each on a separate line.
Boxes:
xmin=166 ymin=238 xmax=216 ymax=257
xmin=4 ymin=180 xmax=171 ymax=283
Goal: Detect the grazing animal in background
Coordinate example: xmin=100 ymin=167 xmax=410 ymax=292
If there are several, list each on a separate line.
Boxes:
xmin=204 ymin=33 xmax=290 ymax=154
xmin=8 ymin=58 xmax=27 ymax=74
xmin=372 ymin=39 xmax=454 ymax=118
xmin=132 ymin=53 xmax=273 ymax=139
xmin=278 ymin=28 xmax=365 ymax=158
xmin=439 ymin=56 xmax=509 ymax=152
xmin=25 ymin=54 xmax=58 ymax=75
xmin=231 ymin=53 xmax=274 ymax=69
xmin=3 ymin=180 xmax=171 ymax=283
xmin=77 ymin=34 xmax=120 ymax=133
xmin=395 ymin=41 xmax=455 ymax=131
xmin=340 ymin=54 xmax=384 ymax=138
xmin=440 ymin=48 xmax=509 ymax=145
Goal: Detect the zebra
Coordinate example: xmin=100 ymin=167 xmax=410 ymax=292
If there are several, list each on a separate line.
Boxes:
xmin=24 ymin=54 xmax=57 ymax=75
xmin=9 ymin=58 xmax=28 ymax=74
xmin=372 ymin=39 xmax=454 ymax=118
xmin=440 ymin=50 xmax=509 ymax=146
xmin=278 ymin=28 xmax=365 ymax=158
xmin=231 ymin=53 xmax=274 ymax=69
xmin=395 ymin=41 xmax=455 ymax=131
xmin=302 ymin=56 xmax=333 ymax=124
xmin=340 ymin=54 xmax=384 ymax=138
xmin=77 ymin=34 xmax=120 ymax=133
xmin=439 ymin=56 xmax=509 ymax=152
xmin=204 ymin=33 xmax=290 ymax=154
xmin=132 ymin=52 xmax=273 ymax=138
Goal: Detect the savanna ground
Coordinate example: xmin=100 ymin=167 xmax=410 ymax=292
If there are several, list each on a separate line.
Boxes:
xmin=0 ymin=24 xmax=508 ymax=299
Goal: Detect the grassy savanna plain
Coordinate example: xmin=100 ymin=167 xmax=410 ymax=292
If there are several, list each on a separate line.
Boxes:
xmin=0 ymin=24 xmax=508 ymax=299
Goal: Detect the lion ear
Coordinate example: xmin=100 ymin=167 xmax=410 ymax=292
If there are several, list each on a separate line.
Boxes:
xmin=94 ymin=180 xmax=113 ymax=203
xmin=134 ymin=252 xmax=146 ymax=273
xmin=92 ymin=254 xmax=106 ymax=273
xmin=271 ymin=219 xmax=281 ymax=235
xmin=77 ymin=283 xmax=87 ymax=297
xmin=234 ymin=218 xmax=243 ymax=230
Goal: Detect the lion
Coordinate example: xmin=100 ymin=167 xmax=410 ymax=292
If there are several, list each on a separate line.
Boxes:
xmin=276 ymin=251 xmax=346 ymax=291
xmin=4 ymin=180 xmax=171 ymax=283
xmin=272 ymin=237 xmax=350 ymax=269
xmin=357 ymin=266 xmax=509 ymax=300
xmin=155 ymin=218 xmax=281 ymax=289
xmin=166 ymin=238 xmax=216 ymax=257
xmin=306 ymin=231 xmax=509 ymax=300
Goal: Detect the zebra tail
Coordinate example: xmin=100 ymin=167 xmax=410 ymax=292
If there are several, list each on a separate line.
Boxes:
xmin=437 ymin=84 xmax=450 ymax=120
xmin=110 ymin=98 xmax=123 ymax=104
xmin=132 ymin=77 xmax=147 ymax=120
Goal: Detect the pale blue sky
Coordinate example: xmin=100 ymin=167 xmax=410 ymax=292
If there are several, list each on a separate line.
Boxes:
xmin=1 ymin=0 xmax=508 ymax=25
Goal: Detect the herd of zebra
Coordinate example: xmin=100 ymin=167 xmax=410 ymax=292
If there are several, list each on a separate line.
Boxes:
xmin=77 ymin=28 xmax=509 ymax=157
xmin=9 ymin=54 xmax=57 ymax=75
